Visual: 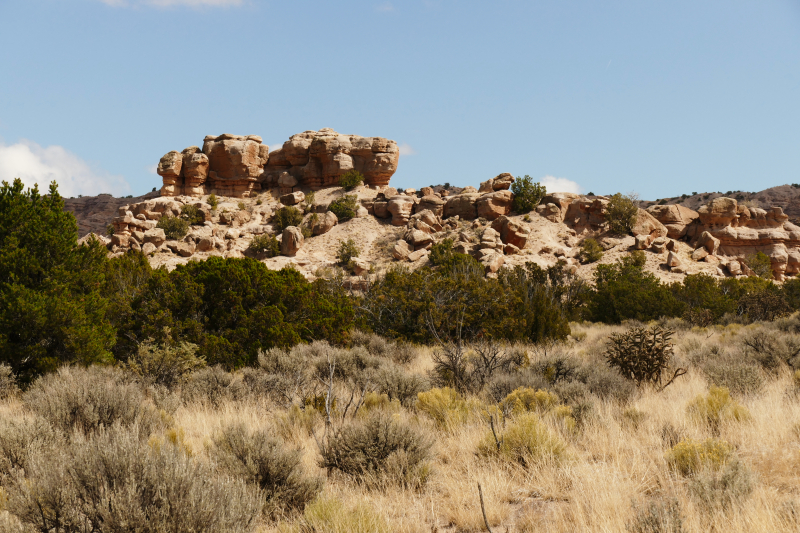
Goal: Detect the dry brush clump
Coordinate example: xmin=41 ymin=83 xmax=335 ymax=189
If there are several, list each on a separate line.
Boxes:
xmin=3 ymin=320 xmax=800 ymax=531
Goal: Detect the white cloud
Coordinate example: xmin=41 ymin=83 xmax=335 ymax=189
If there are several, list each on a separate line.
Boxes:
xmin=540 ymin=175 xmax=581 ymax=194
xmin=0 ymin=140 xmax=130 ymax=198
xmin=398 ymin=143 xmax=416 ymax=156
xmin=266 ymin=142 xmax=284 ymax=153
xmin=146 ymin=164 xmax=158 ymax=174
xmin=98 ymin=0 xmax=244 ymax=7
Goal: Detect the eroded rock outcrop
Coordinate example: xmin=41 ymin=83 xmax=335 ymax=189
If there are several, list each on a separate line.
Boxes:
xmin=691 ymin=197 xmax=800 ymax=280
xmin=158 ymin=129 xmax=399 ymax=198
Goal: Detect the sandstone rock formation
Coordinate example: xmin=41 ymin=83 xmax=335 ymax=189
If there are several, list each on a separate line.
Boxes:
xmin=262 ymin=128 xmax=399 ymax=190
xmin=646 ymin=204 xmax=699 ymax=239
xmin=157 ymin=129 xmax=399 ymax=198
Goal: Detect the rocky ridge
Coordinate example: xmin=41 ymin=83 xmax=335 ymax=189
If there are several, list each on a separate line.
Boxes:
xmin=73 ymin=131 xmax=800 ymax=284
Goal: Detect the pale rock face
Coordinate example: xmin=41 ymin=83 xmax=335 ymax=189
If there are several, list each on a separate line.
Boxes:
xmin=631 ymin=209 xmax=668 ymax=241
xmin=352 ymin=259 xmax=370 ymax=276
xmin=142 ymin=242 xmax=157 ymax=255
xmin=197 ymin=237 xmax=215 ymax=252
xmin=417 ymin=195 xmax=446 ymax=217
xmin=697 ymin=197 xmax=739 ymax=228
xmin=646 ymin=204 xmax=699 ymax=239
xmin=696 ymin=231 xmax=720 ymax=255
xmin=692 ymin=247 xmax=709 ymax=261
xmin=491 ymin=216 xmax=530 ymax=249
xmin=281 ymin=226 xmax=303 ymax=256
xmin=311 ymin=211 xmax=338 ymax=235
xmin=182 ymin=147 xmax=209 ymax=196
xmin=420 ymin=187 xmax=434 ymax=197
xmin=262 ymin=129 xmax=399 ymax=189
xmin=727 ymin=260 xmax=742 ymax=276
xmin=666 ymin=251 xmax=681 ymax=268
xmin=407 ymin=249 xmax=428 ymax=262
xmin=157 ymin=151 xmax=184 ymax=196
xmin=492 ymin=173 xmax=515 ymax=191
xmin=280 ymin=191 xmax=305 ymax=206
xmin=387 ymin=196 xmax=414 ymax=226
xmin=444 ymin=194 xmax=479 ymax=220
xmin=393 ymin=240 xmax=412 ymax=260
xmin=476 ymin=190 xmax=513 ymax=220
xmin=481 ymin=252 xmax=505 ymax=274
xmin=538 ymin=193 xmax=580 ymax=223
xmin=405 ymin=229 xmax=433 ymax=250
xmin=373 ymin=201 xmax=390 ymax=219
xmin=143 ymin=228 xmax=166 ymax=247
xmin=202 ymin=134 xmax=268 ymax=198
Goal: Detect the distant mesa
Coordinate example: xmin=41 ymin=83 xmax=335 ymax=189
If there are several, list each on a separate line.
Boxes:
xmin=157 ymin=128 xmax=400 ymax=198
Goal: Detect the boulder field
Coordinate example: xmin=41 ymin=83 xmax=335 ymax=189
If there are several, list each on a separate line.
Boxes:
xmin=75 ymin=130 xmax=800 ymax=283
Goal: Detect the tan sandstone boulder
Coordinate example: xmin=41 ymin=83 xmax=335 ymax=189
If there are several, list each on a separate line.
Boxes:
xmin=646 ymin=204 xmax=699 ymax=239
xmin=631 ymin=209 xmax=668 ymax=241
xmin=202 ymin=134 xmax=269 ymax=198
xmin=387 ymin=196 xmax=415 ymax=226
xmin=157 ymin=151 xmax=184 ymax=196
xmin=311 ymin=211 xmax=338 ymax=235
xmin=476 ymin=190 xmax=513 ymax=220
xmin=281 ymin=226 xmax=303 ymax=256
xmin=491 ymin=216 xmax=530 ymax=249
xmin=444 ymin=194 xmax=479 ymax=220
xmin=417 ymin=195 xmax=446 ymax=217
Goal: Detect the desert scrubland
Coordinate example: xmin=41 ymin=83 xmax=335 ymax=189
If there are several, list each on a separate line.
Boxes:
xmin=2 ymin=318 xmax=800 ymax=532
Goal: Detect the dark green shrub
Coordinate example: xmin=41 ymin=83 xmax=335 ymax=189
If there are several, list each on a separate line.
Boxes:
xmin=590 ymin=258 xmax=684 ymax=323
xmin=428 ymin=238 xmax=456 ymax=267
xmin=318 ymin=413 xmax=432 ymax=487
xmin=328 ymin=194 xmax=359 ymax=222
xmin=627 ymin=250 xmax=647 ymax=267
xmin=0 ymin=179 xmax=114 ymax=384
xmin=339 ymin=170 xmax=364 ymax=191
xmin=249 ymin=234 xmax=280 ymax=257
xmin=737 ymin=290 xmax=790 ymax=322
xmin=212 ymin=423 xmax=323 ymax=518
xmin=180 ymin=204 xmax=205 ymax=225
xmin=106 ymin=223 xmax=115 ymax=236
xmin=116 ymin=257 xmax=354 ymax=368
xmin=605 ymin=192 xmax=639 ymax=235
xmin=745 ymin=251 xmax=773 ymax=279
xmin=671 ymin=273 xmax=736 ymax=322
xmin=6 ymin=426 xmax=261 ymax=533
xmin=579 ymin=238 xmax=603 ymax=264
xmin=157 ymin=215 xmax=190 ymax=240
xmin=605 ymin=326 xmax=683 ymax=389
xmin=272 ymin=206 xmax=303 ymax=232
xmin=207 ymin=193 xmax=218 ymax=210
xmin=511 ymin=175 xmax=546 ymax=214
xmin=337 ymin=238 xmax=360 ymax=270
xmin=23 ymin=366 xmax=162 ymax=437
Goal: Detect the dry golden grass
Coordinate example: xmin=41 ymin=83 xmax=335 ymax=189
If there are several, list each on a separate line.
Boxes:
xmin=3 ymin=321 xmax=800 ymax=532
xmin=153 ymin=323 xmax=800 ymax=532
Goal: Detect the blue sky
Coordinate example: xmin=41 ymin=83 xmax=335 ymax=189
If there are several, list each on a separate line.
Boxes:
xmin=0 ymin=0 xmax=798 ymax=199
